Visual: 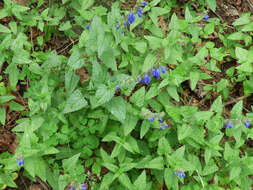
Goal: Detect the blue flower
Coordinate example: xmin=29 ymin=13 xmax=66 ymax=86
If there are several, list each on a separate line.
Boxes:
xmin=121 ymin=31 xmax=125 ymax=36
xmin=204 ymin=15 xmax=209 ymax=21
xmin=156 ymin=68 xmax=160 ymax=79
xmin=124 ymin=21 xmax=127 ymax=26
xmin=138 ymin=77 xmax=142 ymax=83
xmin=225 ymin=122 xmax=233 ymax=129
xmin=116 ymin=85 xmax=120 ymax=91
xmin=245 ymin=121 xmax=251 ymax=128
xmin=143 ymin=74 xmax=151 ymax=84
xmin=116 ymin=24 xmax=120 ymax=30
xmin=174 ymin=170 xmax=186 ymax=178
xmin=152 ymin=67 xmax=156 ymax=77
xmin=160 ymin=125 xmax=164 ymax=130
xmin=17 ymin=159 xmax=24 ymax=166
xmin=161 ymin=66 xmax=166 ymax=73
xmin=142 ymin=1 xmax=147 ymax=7
xmin=164 ymin=123 xmax=168 ymax=128
xmin=151 ymin=117 xmax=155 ymax=122
xmin=138 ymin=7 xmax=143 ymax=18
xmin=69 ymin=187 xmax=74 ymax=190
xmin=147 ymin=117 xmax=151 ymax=122
xmin=82 ymin=184 xmax=86 ymax=190
xmin=86 ymin=25 xmax=90 ymax=30
xmin=159 ymin=117 xmax=163 ymax=123
xmin=128 ymin=12 xmax=136 ymax=25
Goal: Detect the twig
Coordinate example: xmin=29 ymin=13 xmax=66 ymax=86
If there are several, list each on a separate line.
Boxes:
xmin=224 ymin=96 xmax=246 ymax=106
xmin=57 ymin=38 xmax=79 ymax=54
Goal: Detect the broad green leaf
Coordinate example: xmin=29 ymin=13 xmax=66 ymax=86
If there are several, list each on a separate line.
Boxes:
xmin=134 ymin=171 xmax=146 ymax=190
xmin=95 ymin=84 xmax=114 ymax=105
xmin=130 ymin=87 xmax=145 ymax=107
xmin=230 ymin=167 xmax=241 ymax=181
xmin=9 ymin=101 xmax=25 ymax=111
xmin=100 ymin=172 xmax=114 ymax=190
xmin=59 ymin=21 xmax=72 ymax=31
xmin=232 ymin=13 xmax=251 ymax=26
xmin=100 ymin=47 xmax=117 ymax=71
xmin=65 ymin=70 xmax=79 ymax=94
xmin=167 ymin=85 xmax=179 ymax=102
xmin=211 ymin=96 xmax=222 ymax=115
xmin=106 ymin=97 xmax=126 ymax=122
xmin=194 ymin=111 xmax=214 ymax=121
xmin=0 ymin=95 xmax=15 ymax=105
xmin=0 ymin=24 xmax=11 ymax=33
xmin=0 ymin=173 xmax=17 ymax=188
xmin=158 ymin=137 xmax=172 ymax=155
xmin=134 ymin=41 xmax=147 ymax=54
xmin=206 ymin=0 xmax=216 ymax=12
xmin=0 ymin=108 xmax=6 ymax=125
xmin=202 ymin=162 xmax=218 ymax=176
xmin=62 ymin=153 xmax=80 ymax=171
xmin=230 ymin=100 xmax=242 ymax=119
xmin=123 ymin=114 xmax=138 ymax=136
xmin=164 ymin=168 xmax=178 ymax=189
xmin=236 ymin=62 xmax=253 ymax=73
xmin=118 ymin=173 xmax=133 ymax=189
xmin=178 ymin=124 xmax=192 ymax=141
xmin=140 ymin=120 xmax=149 ymax=139
xmin=63 ymin=89 xmax=88 ymax=113
xmin=185 ymin=7 xmax=193 ymax=23
xmin=190 ymin=72 xmax=199 ymax=90
xmin=142 ymin=54 xmax=157 ymax=73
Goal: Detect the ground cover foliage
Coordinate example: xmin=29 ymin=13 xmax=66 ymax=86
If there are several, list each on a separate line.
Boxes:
xmin=0 ymin=0 xmax=253 ymax=189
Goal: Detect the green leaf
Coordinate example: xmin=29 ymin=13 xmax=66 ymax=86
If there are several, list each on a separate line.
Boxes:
xmin=95 ymin=84 xmax=114 ymax=106
xmin=62 ymin=153 xmax=80 ymax=172
xmin=0 ymin=23 xmax=11 ymax=33
xmin=167 ymin=85 xmax=179 ymax=102
xmin=232 ymin=13 xmax=251 ymax=26
xmin=100 ymin=172 xmax=114 ymax=190
xmin=65 ymin=70 xmax=80 ymax=94
xmin=164 ymin=168 xmax=178 ymax=189
xmin=211 ymin=96 xmax=222 ymax=115
xmin=158 ymin=137 xmax=172 ymax=155
xmin=185 ymin=7 xmax=193 ymax=23
xmin=63 ymin=89 xmax=88 ymax=113
xmin=0 ymin=108 xmax=6 ymax=125
xmin=140 ymin=120 xmax=149 ymax=139
xmin=0 ymin=173 xmax=17 ymax=188
xmin=229 ymin=167 xmax=241 ymax=181
xmin=134 ymin=41 xmax=147 ymax=54
xmin=130 ymin=87 xmax=145 ymax=107
xmin=178 ymin=124 xmax=192 ymax=141
xmin=194 ymin=111 xmax=214 ymax=121
xmin=100 ymin=47 xmax=117 ymax=71
xmin=118 ymin=173 xmax=133 ymax=189
xmin=24 ymin=156 xmax=47 ymax=181
xmin=123 ymin=114 xmax=138 ymax=136
xmin=134 ymin=171 xmax=146 ymax=190
xmin=190 ymin=72 xmax=199 ymax=90
xmin=139 ymin=157 xmax=164 ymax=170
xmin=236 ymin=62 xmax=253 ymax=73
xmin=9 ymin=101 xmax=25 ymax=111
xmin=206 ymin=0 xmax=216 ymax=12
xmin=59 ymin=21 xmax=72 ymax=31
xmin=142 ymin=54 xmax=157 ymax=73
xmin=230 ymin=100 xmax=242 ymax=119
xmin=0 ymin=95 xmax=15 ymax=105
xmin=105 ymin=97 xmax=126 ymax=122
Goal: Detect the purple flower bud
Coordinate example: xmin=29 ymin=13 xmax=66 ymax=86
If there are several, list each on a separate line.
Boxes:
xmin=159 ymin=117 xmax=163 ymax=123
xmin=142 ymin=1 xmax=147 ymax=7
xmin=116 ymin=85 xmax=120 ymax=91
xmin=143 ymin=74 xmax=149 ymax=84
xmin=121 ymin=31 xmax=125 ymax=36
xmin=156 ymin=68 xmax=160 ymax=79
xmin=17 ymin=159 xmax=24 ymax=166
xmin=124 ymin=21 xmax=127 ymax=26
xmin=116 ymin=24 xmax=120 ymax=30
xmin=138 ymin=77 xmax=142 ymax=83
xmin=70 ymin=187 xmax=74 ymax=190
xmin=160 ymin=125 xmax=164 ymax=130
xmin=138 ymin=7 xmax=143 ymax=18
xmin=147 ymin=117 xmax=151 ymax=122
xmin=152 ymin=67 xmax=156 ymax=77
xmin=82 ymin=184 xmax=86 ymax=190
xmin=147 ymin=75 xmax=151 ymax=84
xmin=164 ymin=124 xmax=168 ymax=128
xmin=161 ymin=66 xmax=166 ymax=73
xmin=225 ymin=122 xmax=233 ymax=128
xmin=86 ymin=25 xmax=90 ymax=30
xmin=245 ymin=121 xmax=251 ymax=128
xmin=128 ymin=12 xmax=136 ymax=25
xmin=204 ymin=15 xmax=209 ymax=21
xmin=151 ymin=117 xmax=155 ymax=122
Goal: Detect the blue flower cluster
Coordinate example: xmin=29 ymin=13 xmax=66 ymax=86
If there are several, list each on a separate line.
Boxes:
xmin=17 ymin=158 xmax=24 ymax=166
xmin=225 ymin=120 xmax=251 ymax=129
xmin=82 ymin=184 xmax=86 ymax=190
xmin=159 ymin=117 xmax=168 ymax=130
xmin=203 ymin=14 xmax=209 ymax=21
xmin=174 ymin=170 xmax=186 ymax=178
xmin=138 ymin=65 xmax=166 ymax=85
xmin=69 ymin=184 xmax=86 ymax=190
